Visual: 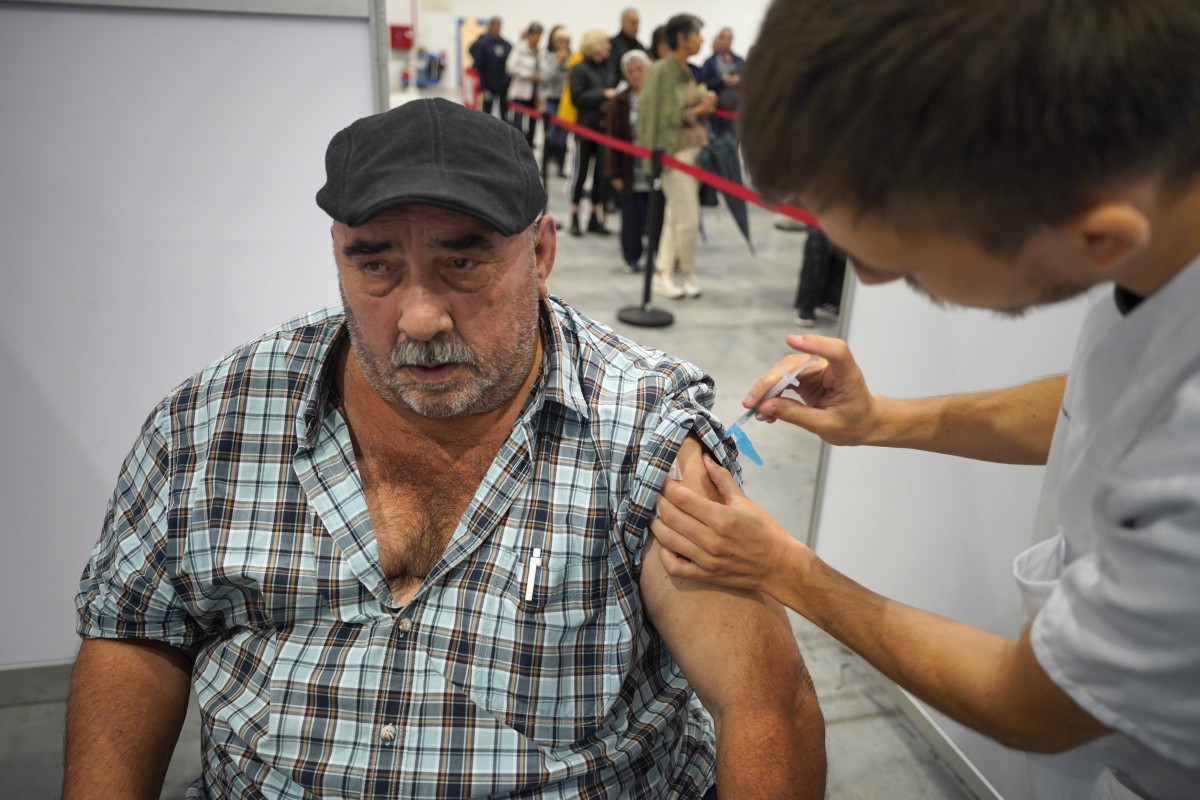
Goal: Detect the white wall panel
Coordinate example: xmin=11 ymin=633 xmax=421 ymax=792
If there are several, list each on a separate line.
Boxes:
xmin=0 ymin=1 xmax=375 ymax=666
xmin=816 ymin=281 xmax=1093 ymax=799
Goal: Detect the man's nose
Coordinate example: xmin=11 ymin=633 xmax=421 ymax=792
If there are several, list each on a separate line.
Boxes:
xmin=396 ymin=283 xmax=454 ymax=341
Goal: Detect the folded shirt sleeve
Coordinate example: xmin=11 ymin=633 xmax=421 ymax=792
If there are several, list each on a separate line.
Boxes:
xmin=75 ymin=402 xmax=204 ymax=648
xmin=617 ymin=367 xmax=742 ymax=570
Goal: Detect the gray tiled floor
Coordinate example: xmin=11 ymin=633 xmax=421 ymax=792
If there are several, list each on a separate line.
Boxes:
xmin=0 ymin=120 xmax=977 ymax=799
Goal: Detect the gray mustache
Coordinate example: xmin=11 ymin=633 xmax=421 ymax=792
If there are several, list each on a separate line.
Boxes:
xmin=390 ymin=337 xmax=477 ymax=369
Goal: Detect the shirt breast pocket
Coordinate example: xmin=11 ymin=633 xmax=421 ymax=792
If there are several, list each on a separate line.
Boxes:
xmin=432 ymin=521 xmax=631 ymax=748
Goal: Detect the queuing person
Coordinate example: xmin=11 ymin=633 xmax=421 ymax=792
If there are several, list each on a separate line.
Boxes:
xmin=606 ymin=7 xmax=646 ymax=87
xmin=793 ymin=227 xmax=845 ymax=327
xmin=699 ymin=28 xmax=744 ymax=139
xmin=649 ymin=25 xmax=671 ymax=61
xmin=541 ymin=25 xmax=572 ymax=177
xmin=64 ymin=98 xmax=826 ymax=800
xmin=506 ymin=21 xmax=544 ymax=146
xmin=654 ymin=2 xmax=1200 ymax=798
xmin=638 ymin=14 xmax=714 ymax=299
xmin=567 ymin=29 xmax=616 ymax=238
xmin=469 ymin=17 xmax=512 ymax=121
xmin=606 ymin=49 xmax=654 ymax=273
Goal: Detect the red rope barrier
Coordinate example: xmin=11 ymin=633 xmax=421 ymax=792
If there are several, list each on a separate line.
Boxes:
xmin=506 ymin=101 xmax=814 ymax=225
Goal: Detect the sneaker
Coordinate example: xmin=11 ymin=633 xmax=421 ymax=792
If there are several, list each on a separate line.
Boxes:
xmin=682 ymin=277 xmax=702 ymax=298
xmin=794 ymin=312 xmax=816 ymax=327
xmin=652 ymin=272 xmax=685 ymax=299
xmin=624 ymin=261 xmax=641 ymax=274
xmin=817 ymin=302 xmax=841 ymax=318
xmin=587 ymin=215 xmax=611 ymax=235
xmin=569 ymin=216 xmax=582 ymax=237
xmin=774 ymin=218 xmax=809 ymax=232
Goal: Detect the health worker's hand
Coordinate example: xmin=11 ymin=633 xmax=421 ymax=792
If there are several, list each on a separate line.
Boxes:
xmin=746 ymin=334 xmax=884 ymax=447
xmin=652 ymin=455 xmax=807 ymax=597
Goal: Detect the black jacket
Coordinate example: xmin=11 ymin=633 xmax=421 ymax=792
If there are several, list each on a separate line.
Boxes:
xmin=606 ymin=31 xmax=645 ymax=87
xmin=569 ymin=57 xmax=609 ymax=131
xmin=469 ymin=33 xmax=511 ymax=94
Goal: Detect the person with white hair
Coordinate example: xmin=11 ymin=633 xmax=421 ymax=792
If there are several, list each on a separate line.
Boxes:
xmin=606 ymin=49 xmax=654 ymax=272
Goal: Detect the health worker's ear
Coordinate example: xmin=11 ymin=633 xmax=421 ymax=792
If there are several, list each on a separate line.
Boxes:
xmin=1070 ymin=200 xmax=1151 ymax=277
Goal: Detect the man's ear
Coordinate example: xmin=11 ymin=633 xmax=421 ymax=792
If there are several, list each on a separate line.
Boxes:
xmin=533 ymin=216 xmax=557 ymax=298
xmin=1070 ymin=202 xmax=1151 ymax=276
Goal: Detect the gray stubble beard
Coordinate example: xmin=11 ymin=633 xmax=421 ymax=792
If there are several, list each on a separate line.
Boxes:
xmin=339 ymin=281 xmax=541 ymax=419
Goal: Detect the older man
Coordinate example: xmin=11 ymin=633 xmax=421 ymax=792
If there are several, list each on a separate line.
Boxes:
xmin=699 ymin=28 xmax=744 ymax=139
xmin=470 ymin=17 xmax=512 ymax=121
xmin=64 ymin=99 xmax=825 ymax=799
xmin=607 ymin=7 xmax=646 ymax=87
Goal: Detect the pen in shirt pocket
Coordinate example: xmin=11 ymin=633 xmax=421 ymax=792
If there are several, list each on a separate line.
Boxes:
xmin=523 ymin=546 xmax=543 ymax=604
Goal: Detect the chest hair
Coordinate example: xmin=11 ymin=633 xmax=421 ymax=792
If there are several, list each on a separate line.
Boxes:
xmin=354 ymin=430 xmax=503 ymax=603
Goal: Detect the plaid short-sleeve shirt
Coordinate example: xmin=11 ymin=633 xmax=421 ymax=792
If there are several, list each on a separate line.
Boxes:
xmin=77 ymin=298 xmax=741 ymax=799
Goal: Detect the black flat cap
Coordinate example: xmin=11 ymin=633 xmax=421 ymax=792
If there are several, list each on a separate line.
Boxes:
xmin=316 ymin=98 xmax=546 ymax=235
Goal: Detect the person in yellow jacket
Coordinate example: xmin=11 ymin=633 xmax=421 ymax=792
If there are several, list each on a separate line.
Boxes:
xmin=556 ymin=49 xmax=584 ymax=124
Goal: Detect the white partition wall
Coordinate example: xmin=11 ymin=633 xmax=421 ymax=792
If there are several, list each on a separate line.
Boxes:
xmin=0 ymin=0 xmax=381 ymax=668
xmin=813 ymin=281 xmax=1092 ymax=799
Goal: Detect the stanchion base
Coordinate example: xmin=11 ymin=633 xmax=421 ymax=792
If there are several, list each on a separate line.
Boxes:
xmin=617 ymin=304 xmax=674 ymax=327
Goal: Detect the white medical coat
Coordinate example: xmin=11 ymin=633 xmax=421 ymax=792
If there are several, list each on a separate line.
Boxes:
xmin=1014 ymin=253 xmax=1200 ymax=800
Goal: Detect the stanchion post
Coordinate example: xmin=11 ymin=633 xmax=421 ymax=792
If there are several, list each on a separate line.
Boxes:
xmin=642 ymin=150 xmax=666 ymax=305
xmin=617 ymin=150 xmax=673 ymax=327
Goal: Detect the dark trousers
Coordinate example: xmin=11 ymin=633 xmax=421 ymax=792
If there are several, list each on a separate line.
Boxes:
xmin=795 ymin=228 xmax=847 ymax=315
xmin=710 ymin=113 xmax=736 ymax=139
xmin=509 ymin=94 xmax=537 ymax=147
xmin=569 ymin=134 xmax=607 ymax=209
xmin=543 ymin=97 xmax=568 ymax=152
xmin=481 ymin=91 xmax=508 ymax=124
xmin=619 ymin=191 xmax=650 ymax=266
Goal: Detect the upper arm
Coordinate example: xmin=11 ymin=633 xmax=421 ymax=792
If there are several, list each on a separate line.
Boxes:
xmin=640 ymin=435 xmax=809 ymax=721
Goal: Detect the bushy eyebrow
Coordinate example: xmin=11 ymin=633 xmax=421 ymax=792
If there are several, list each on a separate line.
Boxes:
xmin=341 ymin=239 xmax=391 ymax=257
xmin=430 ymin=233 xmax=497 ymax=254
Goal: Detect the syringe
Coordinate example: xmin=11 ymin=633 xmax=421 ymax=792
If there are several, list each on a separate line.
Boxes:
xmin=727 ymin=355 xmax=815 ymax=466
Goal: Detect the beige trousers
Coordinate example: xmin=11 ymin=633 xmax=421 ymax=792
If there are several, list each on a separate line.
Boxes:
xmin=655 ymin=146 xmax=702 ymax=278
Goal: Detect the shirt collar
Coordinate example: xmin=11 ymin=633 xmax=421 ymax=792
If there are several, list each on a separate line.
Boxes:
xmin=526 ymin=297 xmax=591 ymax=423
xmin=1113 ymin=285 xmax=1144 ymax=316
xmin=298 ymin=314 xmax=348 ymax=447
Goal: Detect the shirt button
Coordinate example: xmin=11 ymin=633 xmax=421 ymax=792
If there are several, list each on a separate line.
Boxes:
xmin=380 ymin=724 xmax=398 ymax=743
xmin=396 ymin=617 xmax=412 ymax=635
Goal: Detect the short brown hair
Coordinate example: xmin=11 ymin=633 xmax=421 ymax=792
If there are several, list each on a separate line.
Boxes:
xmin=740 ymin=0 xmax=1200 ymax=253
